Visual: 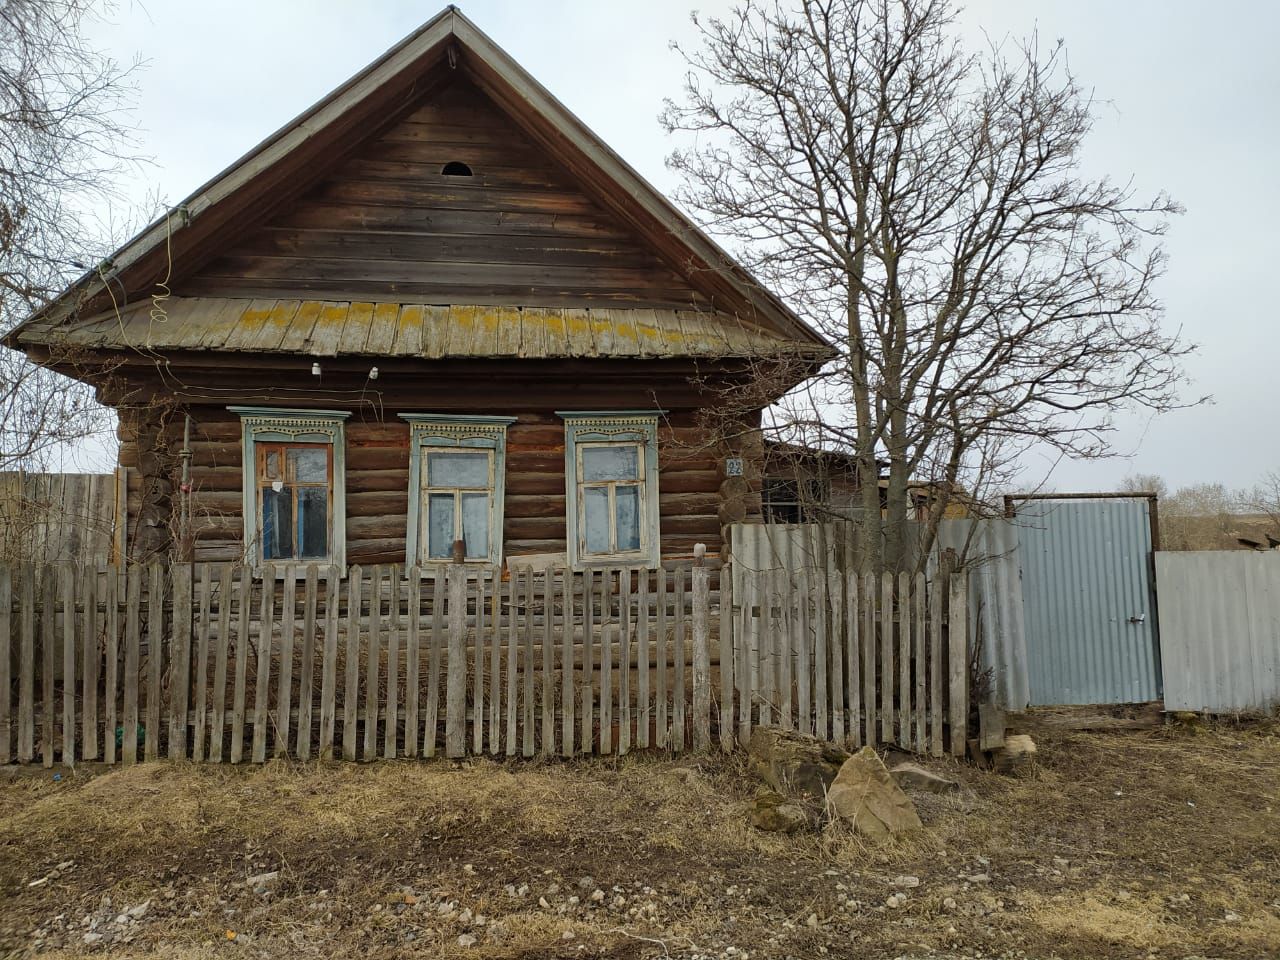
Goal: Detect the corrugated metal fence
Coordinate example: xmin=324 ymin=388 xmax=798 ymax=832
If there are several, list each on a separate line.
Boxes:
xmin=1156 ymin=551 xmax=1280 ymax=712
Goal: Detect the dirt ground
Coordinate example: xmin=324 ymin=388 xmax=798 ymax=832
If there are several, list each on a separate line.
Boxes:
xmin=1 ymin=718 xmax=1277 ymax=960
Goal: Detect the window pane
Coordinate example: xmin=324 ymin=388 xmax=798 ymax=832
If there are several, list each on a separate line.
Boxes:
xmin=581 ymin=445 xmax=639 ymax=482
xmin=583 ymin=486 xmax=611 ymax=555
xmin=461 ymin=492 xmax=489 ymax=559
xmin=427 ymin=493 xmax=456 ymax=559
xmin=615 ymin=484 xmax=641 ymax=552
xmin=296 ymin=487 xmax=328 ymax=559
xmin=288 ymin=446 xmax=328 ymax=483
xmin=262 ymin=486 xmax=293 ymax=560
xmin=428 ymin=451 xmax=489 ymax=488
xmin=263 ymin=450 xmax=281 ymax=480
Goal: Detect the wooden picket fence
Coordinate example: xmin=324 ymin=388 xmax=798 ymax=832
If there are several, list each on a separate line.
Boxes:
xmin=0 ymin=554 xmax=969 ymax=767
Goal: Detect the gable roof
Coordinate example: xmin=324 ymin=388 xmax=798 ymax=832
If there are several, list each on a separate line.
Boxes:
xmin=10 ymin=5 xmax=830 ymax=360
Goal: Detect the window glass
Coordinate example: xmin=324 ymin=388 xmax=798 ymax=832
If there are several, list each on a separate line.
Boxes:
xmin=289 ymin=447 xmax=328 ymax=483
xmin=582 ymin=445 xmax=638 ymax=481
xmin=296 ymin=487 xmax=328 ymax=559
xmin=262 ymin=486 xmax=292 ymax=560
xmin=428 ymin=451 xmax=489 ymax=488
xmin=615 ymin=485 xmax=641 ymax=552
xmin=264 ymin=450 xmax=280 ymax=480
xmin=461 ymin=493 xmax=489 ymax=559
xmin=583 ymin=486 xmax=611 ymax=554
xmin=427 ymin=492 xmax=456 ymax=559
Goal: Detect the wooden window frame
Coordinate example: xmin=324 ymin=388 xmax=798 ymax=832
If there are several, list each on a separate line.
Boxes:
xmin=255 ymin=442 xmax=335 ymax=561
xmin=230 ymin=407 xmax=350 ymax=569
xmin=401 ymin=414 xmax=515 ymax=567
xmin=559 ymin=411 xmax=662 ymax=570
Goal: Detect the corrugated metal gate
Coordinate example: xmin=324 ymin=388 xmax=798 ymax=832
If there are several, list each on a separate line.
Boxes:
xmin=1011 ymin=497 xmax=1161 ymax=705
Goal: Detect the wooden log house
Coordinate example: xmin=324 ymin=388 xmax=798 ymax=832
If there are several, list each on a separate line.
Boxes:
xmin=6 ymin=7 xmax=831 ymax=573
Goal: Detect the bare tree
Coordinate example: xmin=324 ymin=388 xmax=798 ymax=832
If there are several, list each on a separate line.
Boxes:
xmin=0 ymin=0 xmax=140 ymax=469
xmin=664 ymin=0 xmax=1198 ymax=572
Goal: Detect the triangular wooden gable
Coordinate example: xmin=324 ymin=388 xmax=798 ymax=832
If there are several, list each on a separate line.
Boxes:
xmin=10 ymin=6 xmax=830 ymax=357
xmin=181 ymin=80 xmax=708 ymax=310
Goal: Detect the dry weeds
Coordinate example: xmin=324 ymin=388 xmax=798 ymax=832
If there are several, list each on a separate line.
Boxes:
xmin=1 ymin=719 xmax=1277 ymax=959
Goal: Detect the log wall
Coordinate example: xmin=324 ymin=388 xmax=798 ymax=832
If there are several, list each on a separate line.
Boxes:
xmin=119 ymin=403 xmax=749 ymax=566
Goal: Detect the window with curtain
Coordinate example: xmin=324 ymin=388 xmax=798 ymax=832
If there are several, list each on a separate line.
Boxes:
xmin=230 ymin=407 xmax=350 ymax=568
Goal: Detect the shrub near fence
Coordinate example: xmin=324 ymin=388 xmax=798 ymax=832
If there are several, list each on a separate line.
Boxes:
xmin=0 ymin=554 xmax=969 ymax=767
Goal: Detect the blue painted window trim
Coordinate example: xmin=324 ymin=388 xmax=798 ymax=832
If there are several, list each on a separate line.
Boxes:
xmin=229 ymin=406 xmax=351 ymax=569
xmin=558 ymin=410 xmax=663 ymax=570
xmin=400 ymin=414 xmax=516 ymax=567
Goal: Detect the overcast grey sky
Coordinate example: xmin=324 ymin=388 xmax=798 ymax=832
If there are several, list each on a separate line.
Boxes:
xmin=81 ymin=1 xmax=1279 ymax=491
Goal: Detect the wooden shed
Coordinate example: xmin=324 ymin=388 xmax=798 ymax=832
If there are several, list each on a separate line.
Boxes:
xmin=7 ymin=6 xmax=830 ymax=572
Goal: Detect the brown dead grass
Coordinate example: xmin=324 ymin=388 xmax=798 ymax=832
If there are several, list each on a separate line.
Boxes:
xmin=1 ymin=719 xmax=1278 ymax=959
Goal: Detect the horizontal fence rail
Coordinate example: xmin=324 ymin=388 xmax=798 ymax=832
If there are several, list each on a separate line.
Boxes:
xmin=0 ymin=557 xmax=969 ymax=767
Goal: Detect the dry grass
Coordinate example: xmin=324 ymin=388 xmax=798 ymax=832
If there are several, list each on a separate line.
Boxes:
xmin=1 ymin=719 xmax=1278 ymax=959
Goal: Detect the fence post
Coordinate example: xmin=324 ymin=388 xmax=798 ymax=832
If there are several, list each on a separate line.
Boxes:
xmin=169 ymin=563 xmax=193 ymax=758
xmin=691 ymin=544 xmax=711 ymax=751
xmin=445 ymin=553 xmax=467 ymax=758
xmin=948 ymin=572 xmax=969 ymax=757
xmin=718 ymin=556 xmax=734 ymax=752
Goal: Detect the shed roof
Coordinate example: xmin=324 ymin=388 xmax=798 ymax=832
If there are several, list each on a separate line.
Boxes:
xmin=29 ymin=298 xmax=826 ymax=361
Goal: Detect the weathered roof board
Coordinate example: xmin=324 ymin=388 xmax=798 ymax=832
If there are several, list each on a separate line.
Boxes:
xmin=38 ymin=298 xmax=823 ymax=361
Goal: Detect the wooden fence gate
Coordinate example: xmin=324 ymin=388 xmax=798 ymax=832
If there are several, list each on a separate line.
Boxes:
xmin=0 ymin=553 xmax=969 ymax=767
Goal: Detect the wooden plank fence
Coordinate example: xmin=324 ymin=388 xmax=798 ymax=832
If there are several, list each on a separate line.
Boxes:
xmin=0 ymin=553 xmax=969 ymax=767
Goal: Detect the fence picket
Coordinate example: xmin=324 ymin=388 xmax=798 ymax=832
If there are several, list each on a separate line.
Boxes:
xmin=280 ymin=566 xmax=299 ymax=759
xmin=363 ymin=565 xmax=382 ymax=760
xmin=949 ymin=574 xmax=968 ymax=758
xmin=898 ymin=570 xmax=912 ymax=750
xmin=80 ymin=563 xmax=97 ymax=761
xmin=655 ymin=568 xmax=667 ymax=748
xmin=210 ymin=564 xmax=233 ymax=762
xmin=810 ymin=568 xmax=826 ymax=739
xmin=542 ymin=569 xmax=555 ymax=756
xmin=60 ymin=564 xmax=76 ymax=767
xmin=300 ymin=564 xmax=320 ymax=760
xmin=426 ymin=572 xmax=443 ymax=757
xmin=580 ymin=568 xmax=594 ymax=754
xmin=880 ymin=572 xmax=894 ymax=745
xmin=0 ymin=567 xmax=10 ymax=764
xmin=490 ymin=569 xmax=503 ymax=756
xmin=253 ymin=563 xmax=276 ymax=764
xmin=445 ymin=564 xmax=467 ymax=758
xmin=319 ymin=567 xmax=338 ymax=757
xmin=231 ymin=566 xmax=252 ymax=763
xmin=718 ymin=567 xmax=733 ymax=752
xmin=385 ymin=565 xmax=400 ymax=760
xmin=121 ymin=564 xmax=140 ymax=766
xmin=102 ymin=568 xmax=117 ymax=765
xmin=929 ymin=576 xmax=943 ymax=757
xmin=192 ymin=564 xmax=211 ymax=762
xmin=145 ymin=563 xmax=165 ymax=763
xmin=861 ymin=571 xmax=876 ymax=748
xmin=692 ymin=554 xmax=710 ymax=751
xmin=618 ymin=570 xmax=631 ymax=755
xmin=507 ymin=571 xmax=519 ymax=756
xmin=169 ymin=563 xmax=192 ymax=759
xmin=735 ymin=569 xmax=752 ymax=746
xmin=672 ymin=567 xmax=686 ymax=752
xmin=775 ymin=568 xmax=792 ymax=732
xmin=599 ymin=570 xmax=612 ymax=755
xmin=522 ymin=569 xmax=536 ymax=757
xmin=562 ymin=568 xmax=575 ymax=757
xmin=846 ymin=572 xmax=860 ymax=747
xmin=404 ymin=567 xmax=421 ymax=758
xmin=18 ymin=567 xmax=34 ymax=764
xmin=793 ymin=570 xmax=810 ymax=738
xmin=827 ymin=571 xmax=843 ymax=742
xmin=474 ymin=569 xmax=487 ymax=756
xmin=913 ymin=572 xmax=926 ymax=754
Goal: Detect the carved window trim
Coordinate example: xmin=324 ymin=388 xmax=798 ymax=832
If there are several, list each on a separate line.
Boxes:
xmin=400 ymin=414 xmax=515 ymax=567
xmin=559 ymin=411 xmax=662 ymax=570
xmin=229 ymin=406 xmax=350 ymax=568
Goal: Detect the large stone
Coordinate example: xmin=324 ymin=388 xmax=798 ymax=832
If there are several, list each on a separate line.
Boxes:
xmin=750 ymin=789 xmax=809 ymax=833
xmin=748 ymin=727 xmax=849 ymax=798
xmin=889 ymin=762 xmax=960 ymax=794
xmin=826 ymin=746 xmax=923 ymax=841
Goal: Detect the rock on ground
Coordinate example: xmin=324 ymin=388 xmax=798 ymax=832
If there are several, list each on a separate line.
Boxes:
xmin=748 ymin=727 xmax=849 ymax=798
xmin=750 ymin=789 xmax=810 ymax=833
xmin=826 ymin=746 xmax=923 ymax=841
xmin=890 ymin=762 xmax=960 ymax=793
